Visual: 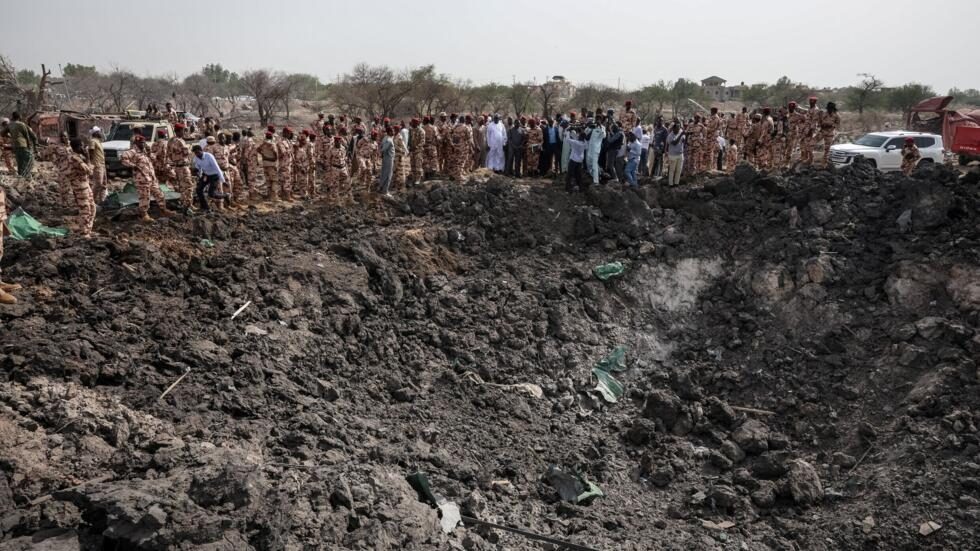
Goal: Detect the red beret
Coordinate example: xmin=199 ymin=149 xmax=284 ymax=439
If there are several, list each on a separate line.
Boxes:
xmin=808 ymin=96 xmax=818 ymax=101
xmin=383 ymin=117 xmax=390 ymax=123
xmin=625 ymin=100 xmax=632 ymax=106
xmin=174 ymin=123 xmax=185 ymax=130
xmin=156 ymin=129 xmax=167 ymax=137
xmin=267 ymin=124 xmax=275 ymax=131
xmin=904 ymin=136 xmax=914 ymax=142
xmin=265 ymin=131 xmax=273 ymax=138
xmin=333 ymin=136 xmax=342 ymax=142
xmin=133 ymin=134 xmax=145 ymax=142
xmin=411 ymin=118 xmax=420 ymax=124
xmin=370 ymin=130 xmax=378 ymax=138
xmin=762 ymin=107 xmax=771 ymax=114
xmin=392 ymin=125 xmax=401 ymax=132
xmin=788 ymin=101 xmax=798 ymax=107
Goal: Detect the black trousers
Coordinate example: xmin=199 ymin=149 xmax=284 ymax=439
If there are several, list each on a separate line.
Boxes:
xmin=652 ymin=151 xmax=665 ymax=177
xmin=506 ymin=147 xmax=523 ymax=177
xmin=196 ymin=173 xmax=221 ymax=211
xmin=565 ymin=160 xmax=585 ymax=191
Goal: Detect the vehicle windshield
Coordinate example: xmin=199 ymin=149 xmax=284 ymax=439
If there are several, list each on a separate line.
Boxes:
xmin=853 ymin=134 xmax=888 ymax=148
xmin=108 ymin=124 xmax=154 ymax=142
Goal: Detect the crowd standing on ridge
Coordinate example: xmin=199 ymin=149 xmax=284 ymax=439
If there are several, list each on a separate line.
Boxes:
xmin=0 ymin=97 xmax=845 ymax=304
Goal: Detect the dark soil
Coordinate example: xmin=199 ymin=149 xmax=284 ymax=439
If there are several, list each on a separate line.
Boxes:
xmin=1 ymin=163 xmax=979 ymax=550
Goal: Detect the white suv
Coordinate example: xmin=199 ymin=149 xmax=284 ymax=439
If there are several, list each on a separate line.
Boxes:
xmin=829 ymin=131 xmax=944 ymax=171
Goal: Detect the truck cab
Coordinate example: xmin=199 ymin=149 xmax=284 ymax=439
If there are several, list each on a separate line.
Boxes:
xmin=102 ymin=120 xmax=174 ymax=173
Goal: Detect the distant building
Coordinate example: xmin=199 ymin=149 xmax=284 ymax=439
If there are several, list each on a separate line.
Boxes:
xmin=544 ymin=76 xmax=576 ymax=103
xmin=701 ymin=76 xmax=744 ymax=101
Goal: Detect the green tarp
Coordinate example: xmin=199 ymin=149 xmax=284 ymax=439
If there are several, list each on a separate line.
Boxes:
xmin=592 ymin=346 xmax=628 ymax=403
xmin=103 ymin=182 xmax=181 ymax=209
xmin=594 ymin=261 xmax=625 ymax=281
xmin=5 ymin=208 xmax=69 ymax=240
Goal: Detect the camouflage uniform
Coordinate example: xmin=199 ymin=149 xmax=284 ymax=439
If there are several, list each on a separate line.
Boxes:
xmin=392 ymin=132 xmax=409 ymax=189
xmin=355 ymin=137 xmax=377 ymax=189
xmin=757 ymin=116 xmax=774 ymax=170
xmin=745 ymin=118 xmax=761 ymax=167
xmin=901 ymin=143 xmax=921 ymax=175
xmin=293 ymin=138 xmax=314 ymax=197
xmin=724 ymin=143 xmax=739 ymax=174
xmin=524 ymin=124 xmax=543 ymax=176
xmin=226 ymin=142 xmax=245 ymax=204
xmin=816 ymin=111 xmax=840 ymax=167
xmin=276 ymin=136 xmax=294 ymax=198
xmin=437 ymin=119 xmax=452 ymax=174
xmin=257 ymin=139 xmax=279 ymax=200
xmin=167 ymin=137 xmax=193 ymax=208
xmin=736 ymin=112 xmax=750 ymax=152
xmin=705 ymin=114 xmax=722 ymax=171
xmin=0 ymin=134 xmax=15 ymax=173
xmin=66 ymin=152 xmax=96 ymax=237
xmin=802 ymin=106 xmax=822 ymax=165
xmin=238 ymin=135 xmax=258 ymax=198
xmin=449 ymin=123 xmax=473 ymax=180
xmin=323 ymin=141 xmax=351 ymax=202
xmin=88 ymin=138 xmax=108 ymax=202
xmin=422 ymin=122 xmax=440 ymax=176
xmin=408 ymin=125 xmax=425 ymax=184
xmin=120 ymin=147 xmax=167 ymax=216
xmin=52 ymin=144 xmax=74 ymax=207
xmin=771 ymin=118 xmax=787 ymax=169
xmin=687 ymin=120 xmax=706 ymax=173
xmin=619 ymin=109 xmax=638 ymax=134
xmin=786 ymin=109 xmax=807 ymax=167
xmin=151 ymin=138 xmax=174 ymax=187
xmin=205 ymin=142 xmax=230 ymax=207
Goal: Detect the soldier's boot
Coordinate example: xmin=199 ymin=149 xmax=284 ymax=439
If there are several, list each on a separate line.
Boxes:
xmin=0 ymin=289 xmax=16 ymax=305
xmin=159 ymin=207 xmax=175 ymax=217
xmin=140 ymin=213 xmax=153 ymax=222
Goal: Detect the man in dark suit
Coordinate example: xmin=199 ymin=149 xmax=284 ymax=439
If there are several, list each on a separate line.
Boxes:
xmin=540 ymin=118 xmax=560 ymax=175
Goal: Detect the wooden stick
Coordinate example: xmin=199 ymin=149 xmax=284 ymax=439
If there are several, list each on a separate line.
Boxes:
xmin=732 ymin=406 xmax=776 ymax=416
xmin=231 ymin=300 xmax=252 ymax=320
xmin=461 ymin=515 xmax=601 ymax=551
xmin=845 ymin=445 xmax=874 ymax=480
xmin=158 ymin=369 xmax=191 ymax=402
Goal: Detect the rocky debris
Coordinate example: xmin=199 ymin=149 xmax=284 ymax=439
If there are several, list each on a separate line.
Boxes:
xmin=1 ymin=162 xmax=978 ymax=549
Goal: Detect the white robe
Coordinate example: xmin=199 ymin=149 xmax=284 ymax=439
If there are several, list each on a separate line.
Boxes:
xmin=485 ymin=121 xmax=507 ymax=171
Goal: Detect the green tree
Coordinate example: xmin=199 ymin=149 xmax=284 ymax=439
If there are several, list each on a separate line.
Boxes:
xmin=845 ymin=73 xmax=884 ymax=114
xmin=741 ymin=83 xmax=769 ymax=106
xmin=63 ymin=63 xmax=98 ymax=78
xmin=15 ymin=69 xmax=39 ymax=87
xmin=634 ymin=80 xmax=671 ymax=119
xmin=886 ymin=83 xmax=935 ymax=117
xmin=669 ymin=78 xmax=705 ymax=115
xmin=202 ymin=63 xmax=231 ymax=85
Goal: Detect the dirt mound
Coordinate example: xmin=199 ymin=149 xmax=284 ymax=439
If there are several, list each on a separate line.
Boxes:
xmin=1 ymin=164 xmax=978 ymax=550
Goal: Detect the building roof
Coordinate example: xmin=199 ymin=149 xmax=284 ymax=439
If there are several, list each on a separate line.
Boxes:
xmin=701 ymin=76 xmax=727 ymax=85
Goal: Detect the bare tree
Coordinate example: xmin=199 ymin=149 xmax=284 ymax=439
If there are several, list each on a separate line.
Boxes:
xmin=537 ymin=80 xmax=563 ymax=118
xmin=508 ymin=83 xmax=535 ymax=117
xmin=106 ymin=68 xmax=137 ymax=112
xmin=847 ymin=73 xmax=884 ymax=115
xmin=180 ymin=73 xmax=216 ymax=116
xmin=239 ymin=69 xmax=286 ymax=126
xmin=330 ymin=63 xmax=414 ymax=118
xmin=0 ymin=56 xmax=53 ymax=114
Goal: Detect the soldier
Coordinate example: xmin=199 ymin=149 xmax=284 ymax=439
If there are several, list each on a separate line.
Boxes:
xmin=311 ymin=112 xmax=326 ymax=134
xmin=52 ymin=132 xmax=74 ymax=208
xmin=724 ymin=137 xmax=739 ymax=174
xmin=408 ymin=118 xmax=425 ymax=186
xmin=356 ymin=130 xmax=378 ymax=189
xmin=736 ymin=107 xmax=749 ymax=154
xmin=474 ymin=115 xmax=488 ymax=169
xmin=66 ymin=139 xmax=96 ymax=237
xmin=120 ymin=135 xmax=174 ymax=221
xmin=205 ymin=135 xmax=233 ymax=209
xmin=901 ymin=136 xmax=920 ymax=175
xmin=422 ymin=116 xmax=440 ymax=178
xmin=786 ymin=102 xmax=807 ymax=168
xmin=293 ymin=130 xmax=314 ymax=198
xmin=687 ymin=116 xmax=705 ymax=174
xmin=168 ymin=124 xmax=194 ymax=210
xmin=436 ymin=112 xmax=452 ymax=174
xmin=724 ymin=113 xmax=739 ymax=152
xmin=238 ymin=129 xmax=258 ymax=201
xmin=227 ymin=132 xmax=246 ymax=205
xmin=165 ymin=102 xmax=179 ymax=127
xmin=0 ymin=118 xmax=15 ymax=174
xmin=771 ymin=108 xmax=788 ymax=169
xmin=705 ymin=107 xmax=722 ymax=172
xmin=151 ymin=129 xmax=174 ymax=188
xmin=352 ymin=116 xmax=366 ymax=136
xmin=525 ymin=119 xmax=543 ymax=177
xmin=88 ymin=127 xmax=109 ymax=203
xmin=392 ymin=125 xmax=409 ymax=190
xmin=449 ymin=118 xmax=473 ymax=181
xmin=257 ymin=132 xmax=279 ymax=201
xmin=745 ymin=113 xmax=763 ymax=167
xmin=619 ymin=100 xmax=639 ymax=133
xmin=323 ymin=135 xmax=351 ymax=204
xmin=277 ymin=127 xmax=295 ymax=200
xmin=801 ymin=96 xmax=821 ymax=165
xmin=816 ymin=102 xmax=840 ymax=167
xmin=0 ymin=185 xmax=23 ymax=304
xmin=757 ymin=108 xmax=775 ymax=170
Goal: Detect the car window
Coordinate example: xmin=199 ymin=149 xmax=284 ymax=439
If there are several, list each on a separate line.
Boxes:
xmin=914 ymin=137 xmax=934 ymax=148
xmin=854 ymin=134 xmax=888 ymax=147
xmin=885 ymin=138 xmax=905 ymax=149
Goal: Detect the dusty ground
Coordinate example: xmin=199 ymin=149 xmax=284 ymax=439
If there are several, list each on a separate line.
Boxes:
xmin=1 ymin=160 xmax=979 ymax=550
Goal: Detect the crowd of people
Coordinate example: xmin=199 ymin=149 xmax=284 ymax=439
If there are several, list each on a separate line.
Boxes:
xmin=0 ymin=97 xmax=849 ymax=304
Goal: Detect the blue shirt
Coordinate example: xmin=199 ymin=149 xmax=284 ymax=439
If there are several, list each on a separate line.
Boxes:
xmin=193 ymin=152 xmax=225 ymax=182
xmin=548 ymin=126 xmax=557 ymax=143
xmin=627 ymin=141 xmax=642 ymax=162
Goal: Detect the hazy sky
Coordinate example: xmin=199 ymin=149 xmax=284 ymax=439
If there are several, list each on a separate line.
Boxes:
xmin=5 ymin=0 xmax=978 ymax=93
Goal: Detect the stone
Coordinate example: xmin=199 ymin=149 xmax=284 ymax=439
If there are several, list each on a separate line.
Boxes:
xmin=786 ymin=459 xmax=824 ymax=506
xmin=391 ymin=387 xmax=418 ymax=403
xmin=643 ymin=390 xmax=683 ymax=429
xmin=720 ymin=440 xmax=746 ymax=463
xmin=316 ymin=379 xmax=342 ymax=402
xmin=832 ymin=452 xmax=857 ymax=468
xmin=706 ymin=397 xmax=737 ymax=427
xmin=708 ymin=485 xmax=741 ymax=510
xmin=915 ymin=317 xmax=948 ymax=340
xmin=750 ymin=481 xmax=777 ymax=508
xmin=732 ymin=419 xmax=770 ymax=455
xmin=918 ymin=520 xmax=942 ymax=537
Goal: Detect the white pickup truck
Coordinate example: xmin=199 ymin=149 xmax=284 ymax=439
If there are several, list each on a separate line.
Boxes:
xmin=829 ymin=131 xmax=944 ymax=171
xmin=102 ymin=120 xmax=174 ymax=174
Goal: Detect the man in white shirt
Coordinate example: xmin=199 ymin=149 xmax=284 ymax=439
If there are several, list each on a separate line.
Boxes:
xmin=639 ymin=127 xmax=652 ymax=177
xmin=564 ymin=129 xmax=588 ymax=192
xmin=192 ymin=144 xmax=226 ymax=212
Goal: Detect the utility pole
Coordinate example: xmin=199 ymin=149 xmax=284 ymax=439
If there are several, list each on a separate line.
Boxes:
xmin=59 ymin=64 xmax=73 ymax=105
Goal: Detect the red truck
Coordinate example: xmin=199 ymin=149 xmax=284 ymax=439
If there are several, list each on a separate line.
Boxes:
xmin=907 ymin=96 xmax=980 ymax=164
